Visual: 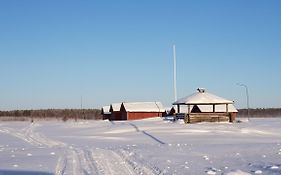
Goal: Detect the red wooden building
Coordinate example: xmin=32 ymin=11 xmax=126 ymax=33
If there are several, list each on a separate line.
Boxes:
xmin=109 ymin=103 xmax=122 ymax=120
xmin=101 ymin=106 xmax=111 ymax=120
xmin=120 ymin=102 xmax=165 ymax=120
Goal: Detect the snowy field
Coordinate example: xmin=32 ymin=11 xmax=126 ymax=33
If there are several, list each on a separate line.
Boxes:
xmin=0 ymin=118 xmax=281 ymax=175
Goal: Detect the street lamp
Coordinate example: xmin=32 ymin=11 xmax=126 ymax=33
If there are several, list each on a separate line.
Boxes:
xmin=237 ymin=83 xmax=250 ymax=121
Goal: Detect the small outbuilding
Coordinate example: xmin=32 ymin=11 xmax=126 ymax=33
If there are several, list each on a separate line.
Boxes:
xmin=173 ymin=88 xmax=238 ymax=123
xmin=120 ymin=102 xmax=166 ymax=120
xmin=101 ymin=106 xmax=111 ymax=120
xmin=109 ymin=103 xmax=122 ymax=120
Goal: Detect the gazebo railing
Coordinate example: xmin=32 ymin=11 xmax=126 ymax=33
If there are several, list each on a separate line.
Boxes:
xmin=176 ymin=113 xmax=186 ymax=120
xmin=184 ymin=113 xmax=230 ymax=123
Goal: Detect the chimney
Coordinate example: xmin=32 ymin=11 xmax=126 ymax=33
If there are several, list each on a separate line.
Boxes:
xmin=197 ymin=88 xmax=206 ymax=93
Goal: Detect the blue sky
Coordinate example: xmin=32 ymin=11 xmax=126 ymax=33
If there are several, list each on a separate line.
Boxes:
xmin=1 ymin=0 xmax=281 ymax=110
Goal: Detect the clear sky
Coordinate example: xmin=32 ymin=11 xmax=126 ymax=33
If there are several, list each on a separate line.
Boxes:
xmin=1 ymin=0 xmax=281 ymax=110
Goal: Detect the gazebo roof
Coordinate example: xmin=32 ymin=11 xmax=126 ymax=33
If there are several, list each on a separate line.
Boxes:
xmin=173 ymin=88 xmax=234 ymax=105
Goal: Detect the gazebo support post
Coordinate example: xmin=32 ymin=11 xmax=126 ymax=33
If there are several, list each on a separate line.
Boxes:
xmin=187 ymin=105 xmax=191 ymax=123
xmin=226 ymin=104 xmax=231 ymax=122
xmin=226 ymin=104 xmax=229 ymax=113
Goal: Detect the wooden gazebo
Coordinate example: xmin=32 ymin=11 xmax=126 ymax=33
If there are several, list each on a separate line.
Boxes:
xmin=173 ymin=88 xmax=237 ymax=123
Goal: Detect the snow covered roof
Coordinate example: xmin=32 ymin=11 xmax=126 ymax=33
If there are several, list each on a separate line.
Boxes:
xmin=173 ymin=88 xmax=234 ymax=105
xmin=110 ymin=103 xmax=122 ymax=112
xmin=101 ymin=106 xmax=111 ymax=114
xmin=196 ymin=104 xmax=238 ymax=113
xmin=122 ymin=102 xmax=165 ymax=112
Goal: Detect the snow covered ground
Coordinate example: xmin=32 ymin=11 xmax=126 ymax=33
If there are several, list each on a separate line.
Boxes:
xmin=0 ymin=118 xmax=281 ymax=175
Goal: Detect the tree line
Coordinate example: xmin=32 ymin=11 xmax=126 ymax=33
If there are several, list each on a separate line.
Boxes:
xmin=0 ymin=109 xmax=102 ymax=121
xmin=238 ymin=108 xmax=281 ymax=118
xmin=1 ymin=108 xmax=280 ymax=121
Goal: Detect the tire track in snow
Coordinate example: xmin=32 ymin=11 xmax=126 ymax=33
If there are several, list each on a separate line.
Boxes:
xmin=22 ymin=124 xmax=66 ymax=147
xmin=0 ymin=124 xmax=65 ymax=148
xmin=90 ymin=148 xmax=164 ymax=175
xmin=0 ymin=124 xmax=71 ymax=174
xmin=0 ymin=124 xmax=100 ymax=175
xmin=74 ymin=148 xmax=99 ymax=175
xmin=92 ymin=148 xmax=136 ymax=175
xmin=55 ymin=148 xmax=100 ymax=175
xmin=0 ymin=127 xmax=44 ymax=147
xmin=1 ymin=124 xmax=163 ymax=175
xmin=8 ymin=123 xmax=99 ymax=175
xmin=116 ymin=149 xmax=164 ymax=175
xmin=55 ymin=154 xmax=67 ymax=175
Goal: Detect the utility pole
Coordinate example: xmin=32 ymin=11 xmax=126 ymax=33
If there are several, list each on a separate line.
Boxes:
xmin=237 ymin=83 xmax=250 ymax=121
xmin=80 ymin=96 xmax=83 ymax=119
xmin=80 ymin=96 xmax=83 ymax=110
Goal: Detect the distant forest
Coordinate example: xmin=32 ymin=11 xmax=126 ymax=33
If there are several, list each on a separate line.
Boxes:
xmin=0 ymin=108 xmax=280 ymax=121
xmin=0 ymin=109 xmax=102 ymax=121
xmin=238 ymin=108 xmax=281 ymax=118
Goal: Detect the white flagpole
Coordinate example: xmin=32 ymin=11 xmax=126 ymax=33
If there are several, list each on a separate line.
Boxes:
xmin=173 ymin=44 xmax=177 ymax=101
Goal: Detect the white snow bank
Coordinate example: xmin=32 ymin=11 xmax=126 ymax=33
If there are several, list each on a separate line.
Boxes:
xmin=225 ymin=170 xmax=251 ymax=175
xmin=1 ymin=118 xmax=281 ymax=175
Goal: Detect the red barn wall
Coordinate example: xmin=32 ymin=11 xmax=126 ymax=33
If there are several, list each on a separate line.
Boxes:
xmin=127 ymin=112 xmax=162 ymax=120
xmin=110 ymin=111 xmax=125 ymax=120
xmin=102 ymin=114 xmax=111 ymax=120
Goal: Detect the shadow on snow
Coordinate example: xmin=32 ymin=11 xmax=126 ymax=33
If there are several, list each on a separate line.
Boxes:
xmin=129 ymin=123 xmax=165 ymax=145
xmin=0 ymin=170 xmax=53 ymax=175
